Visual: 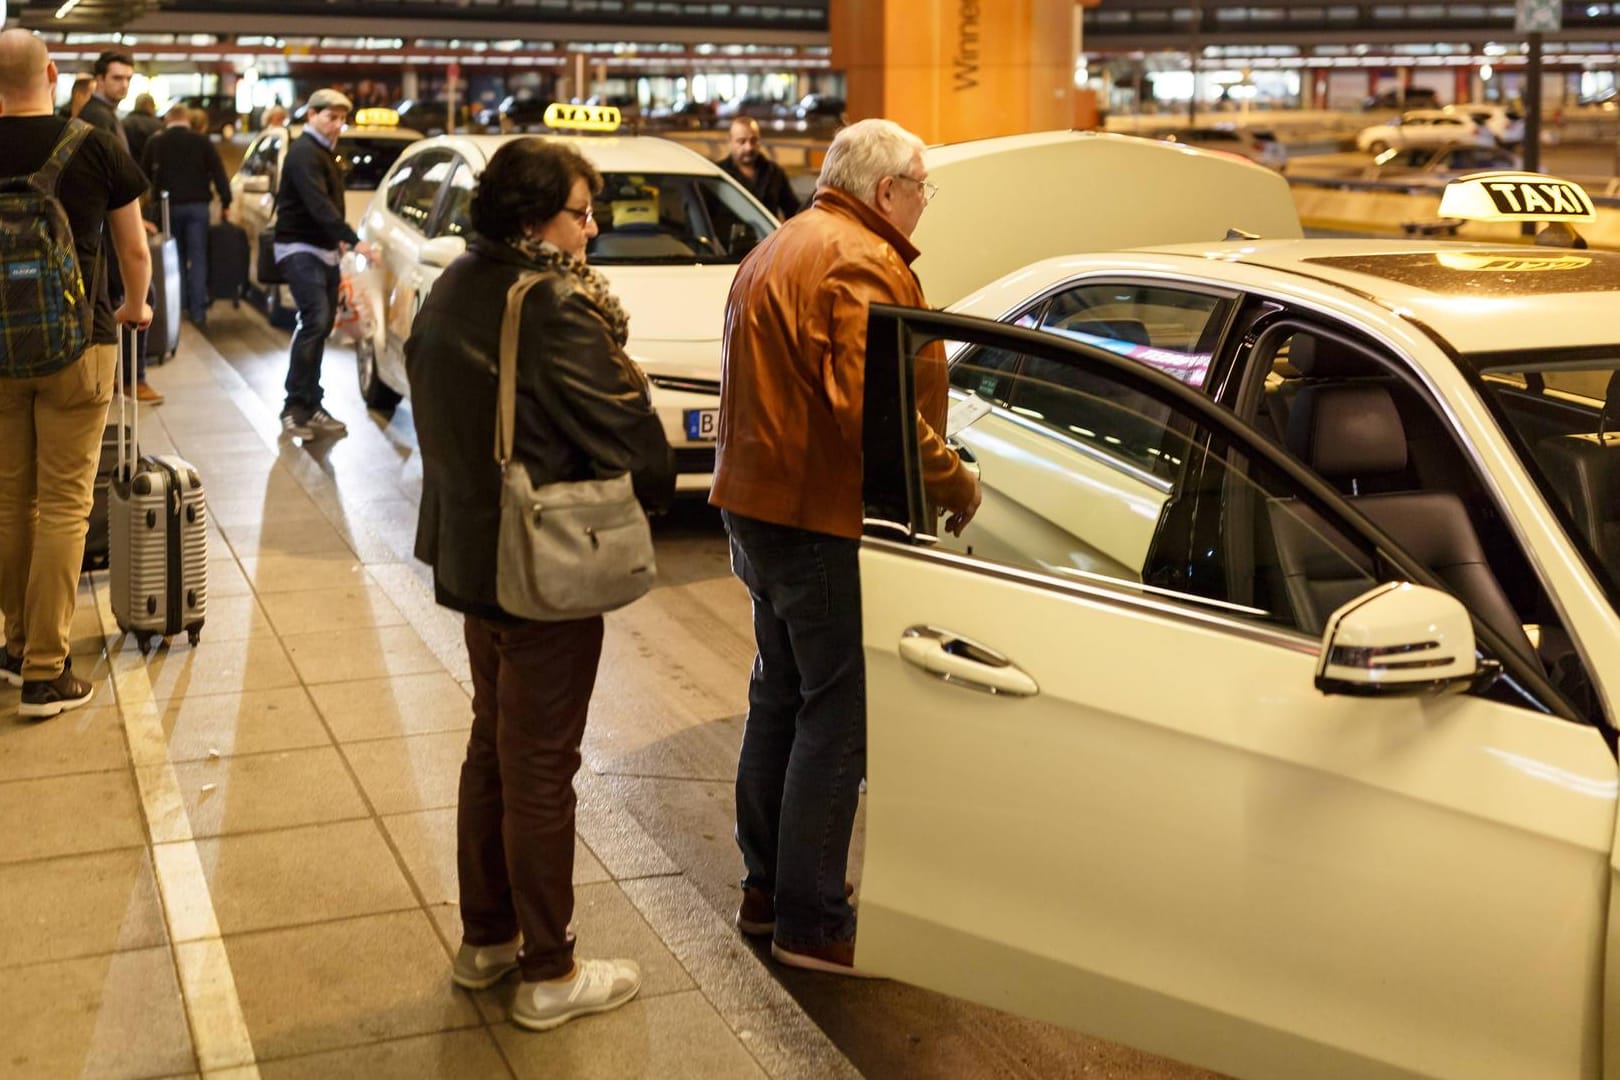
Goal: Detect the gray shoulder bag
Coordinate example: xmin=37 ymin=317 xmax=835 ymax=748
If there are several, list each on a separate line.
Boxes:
xmin=494 ymin=273 xmax=657 ymax=620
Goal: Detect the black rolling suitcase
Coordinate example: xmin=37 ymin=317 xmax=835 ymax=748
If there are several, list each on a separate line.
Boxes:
xmin=108 ymin=326 xmax=208 ymax=651
xmin=147 ymin=192 xmax=182 ymax=364
xmin=82 ymin=420 xmax=124 ymax=571
xmin=208 ymin=219 xmax=249 ymax=305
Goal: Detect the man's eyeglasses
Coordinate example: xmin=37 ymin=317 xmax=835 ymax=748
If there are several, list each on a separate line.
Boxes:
xmin=891 ymin=175 xmax=939 ymax=204
xmin=559 ymin=204 xmax=595 ymax=225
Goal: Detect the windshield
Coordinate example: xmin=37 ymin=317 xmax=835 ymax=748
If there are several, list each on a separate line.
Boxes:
xmin=1471 ymin=352 xmax=1620 ymax=598
xmin=585 ymin=172 xmax=777 ymax=265
xmin=336 ymin=137 xmax=410 ymax=191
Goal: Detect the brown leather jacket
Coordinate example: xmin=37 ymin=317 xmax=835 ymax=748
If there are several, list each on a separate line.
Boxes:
xmin=710 ymin=187 xmax=976 ymax=539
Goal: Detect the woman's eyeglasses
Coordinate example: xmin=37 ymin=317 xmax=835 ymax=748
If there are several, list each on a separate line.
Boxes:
xmin=560 ymin=204 xmax=595 ymax=225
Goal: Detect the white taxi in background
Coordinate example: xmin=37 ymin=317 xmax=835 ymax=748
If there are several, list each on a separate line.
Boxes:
xmin=348 ymin=103 xmax=780 ymax=491
xmin=230 ymin=107 xmax=422 ymax=319
xmin=847 ymin=146 xmax=1620 ymax=1079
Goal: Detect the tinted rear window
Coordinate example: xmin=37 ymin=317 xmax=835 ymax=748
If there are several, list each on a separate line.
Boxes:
xmin=336 ymin=138 xmax=410 ymax=191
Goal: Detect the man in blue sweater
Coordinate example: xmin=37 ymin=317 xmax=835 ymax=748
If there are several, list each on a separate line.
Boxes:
xmin=272 ymin=87 xmax=375 ymax=440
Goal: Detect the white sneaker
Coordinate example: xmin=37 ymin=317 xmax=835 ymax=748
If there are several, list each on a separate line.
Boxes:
xmin=452 ymin=937 xmax=521 ymax=989
xmin=511 ymin=957 xmax=641 ymax=1032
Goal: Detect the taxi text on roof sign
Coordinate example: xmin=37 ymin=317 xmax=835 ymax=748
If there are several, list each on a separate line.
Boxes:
xmin=543 ymin=102 xmax=622 ymax=133
xmin=352 ymin=107 xmax=400 ymax=128
xmin=1438 ymin=172 xmax=1597 ymax=223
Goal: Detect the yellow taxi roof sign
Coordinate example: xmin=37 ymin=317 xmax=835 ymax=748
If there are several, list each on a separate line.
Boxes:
xmin=352 ymin=107 xmax=400 ymax=128
xmin=544 ymin=102 xmax=622 ymax=133
xmin=1438 ymin=172 xmax=1596 ymax=224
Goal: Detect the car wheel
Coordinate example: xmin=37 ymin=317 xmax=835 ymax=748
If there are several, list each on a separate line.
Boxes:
xmin=1367 ymin=140 xmax=1389 ymax=156
xmin=356 ymin=336 xmax=402 ymax=414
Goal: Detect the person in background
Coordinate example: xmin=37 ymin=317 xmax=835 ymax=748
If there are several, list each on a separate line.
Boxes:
xmin=76 ymin=50 xmax=131 ymax=150
xmin=187 ymin=107 xmax=208 ymax=134
xmin=716 ymin=117 xmax=800 ymax=221
xmin=405 ymin=137 xmax=673 ymax=1032
xmin=141 ymin=101 xmax=232 ymax=332
xmin=261 ymin=103 xmax=288 ymax=130
xmin=0 ymin=30 xmax=152 ymax=717
xmin=270 ymin=87 xmax=374 ymax=440
xmin=710 ymin=118 xmax=980 ymax=976
xmin=59 ymin=74 xmax=93 ymax=119
xmin=123 ymin=91 xmax=161 ymax=161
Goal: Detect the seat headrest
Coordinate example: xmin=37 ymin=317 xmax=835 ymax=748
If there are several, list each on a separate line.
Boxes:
xmin=1286 ymin=383 xmax=1408 ymax=478
xmin=1287 ymin=334 xmax=1374 ymax=378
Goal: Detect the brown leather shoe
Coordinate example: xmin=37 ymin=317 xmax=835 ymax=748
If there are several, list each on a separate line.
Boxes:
xmin=135 ymin=381 xmax=164 ymax=404
xmin=771 ymin=937 xmax=883 ymax=979
xmin=735 ymin=882 xmax=857 ymax=938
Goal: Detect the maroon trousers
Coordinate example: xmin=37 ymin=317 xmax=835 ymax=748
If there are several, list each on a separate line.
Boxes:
xmin=457 ymin=612 xmax=605 ymax=981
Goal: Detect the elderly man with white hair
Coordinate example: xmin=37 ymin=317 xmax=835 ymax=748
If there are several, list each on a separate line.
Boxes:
xmin=710 ymin=118 xmax=981 ymax=976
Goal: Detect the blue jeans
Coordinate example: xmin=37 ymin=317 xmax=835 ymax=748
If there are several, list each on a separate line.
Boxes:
xmin=278 ymin=252 xmax=339 ymax=419
xmin=724 ymin=510 xmax=864 ymax=949
xmin=169 ymin=201 xmax=210 ymax=324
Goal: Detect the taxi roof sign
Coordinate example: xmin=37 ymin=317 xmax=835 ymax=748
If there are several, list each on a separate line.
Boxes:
xmin=352 ymin=107 xmax=400 ymax=128
xmin=1438 ymin=172 xmax=1596 ymax=224
xmin=543 ymin=102 xmax=622 ymax=133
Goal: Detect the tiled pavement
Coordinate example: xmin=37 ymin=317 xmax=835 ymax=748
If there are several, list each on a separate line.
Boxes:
xmin=0 ymin=323 xmax=856 ymax=1080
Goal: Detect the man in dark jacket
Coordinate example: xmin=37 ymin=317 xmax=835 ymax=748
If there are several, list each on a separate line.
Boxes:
xmin=717 ymin=117 xmax=800 ymax=220
xmin=142 ymin=101 xmax=232 ymax=329
xmin=272 ymin=87 xmax=374 ymax=440
xmin=123 ymin=92 xmax=162 ymax=161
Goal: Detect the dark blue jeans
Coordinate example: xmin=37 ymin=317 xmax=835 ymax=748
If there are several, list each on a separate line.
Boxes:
xmin=278 ymin=251 xmax=340 ymax=419
xmin=169 ymin=201 xmax=210 ymax=324
xmin=724 ymin=510 xmax=864 ymax=950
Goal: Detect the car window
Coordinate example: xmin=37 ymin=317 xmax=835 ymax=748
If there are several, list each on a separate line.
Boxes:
xmin=432 ymin=160 xmax=476 ymax=239
xmin=384 ymin=148 xmax=456 ymax=234
xmin=587 ymin=172 xmax=777 ymax=265
xmin=336 ymin=137 xmax=411 ymax=192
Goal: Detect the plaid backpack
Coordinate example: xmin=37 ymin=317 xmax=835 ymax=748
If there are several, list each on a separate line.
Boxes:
xmin=0 ymin=119 xmax=94 ymax=379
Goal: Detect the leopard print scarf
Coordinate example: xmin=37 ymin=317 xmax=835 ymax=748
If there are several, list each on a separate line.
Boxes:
xmin=508 ymin=234 xmax=631 ymax=348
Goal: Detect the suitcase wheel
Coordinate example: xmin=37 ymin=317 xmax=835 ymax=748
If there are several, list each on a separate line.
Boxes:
xmin=135 ymin=632 xmax=154 ymax=655
xmin=187 ymin=629 xmax=201 ymax=647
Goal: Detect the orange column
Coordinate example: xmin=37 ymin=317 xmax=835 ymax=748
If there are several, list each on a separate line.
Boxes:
xmin=831 ymin=0 xmax=1079 ymax=144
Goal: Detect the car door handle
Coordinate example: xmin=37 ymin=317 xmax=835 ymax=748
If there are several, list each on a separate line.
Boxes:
xmin=898 ymin=626 xmax=1038 ymax=697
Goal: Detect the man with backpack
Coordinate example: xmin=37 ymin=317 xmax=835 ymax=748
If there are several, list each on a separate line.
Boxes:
xmin=0 ymin=30 xmax=152 ymax=718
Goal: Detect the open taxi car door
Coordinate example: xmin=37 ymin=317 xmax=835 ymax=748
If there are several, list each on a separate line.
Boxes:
xmin=852 ymin=304 xmax=1620 ymax=1079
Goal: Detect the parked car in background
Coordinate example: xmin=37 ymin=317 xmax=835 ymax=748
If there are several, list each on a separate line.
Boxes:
xmin=179 ymin=94 xmax=242 ymax=138
xmin=1156 ymin=126 xmax=1286 ymax=169
xmin=793 ymin=93 xmax=846 ymax=132
xmin=1445 ymin=102 xmax=1526 ymax=147
xmin=645 ymin=99 xmax=717 ymax=130
xmin=1366 ymin=141 xmax=1522 ymax=184
xmin=1363 ymin=86 xmax=1441 ymax=110
xmin=350 ymin=107 xmax=781 ymax=491
xmin=476 ymin=95 xmax=551 ymax=131
xmin=715 ymin=94 xmax=783 ymax=122
xmin=395 ymin=98 xmax=477 ymax=136
xmin=1356 ymin=109 xmax=1487 ymax=154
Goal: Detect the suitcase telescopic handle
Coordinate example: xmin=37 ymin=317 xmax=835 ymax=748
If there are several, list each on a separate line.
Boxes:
xmin=115 ymin=323 xmax=138 ymax=482
xmin=158 ymin=190 xmax=170 ymax=239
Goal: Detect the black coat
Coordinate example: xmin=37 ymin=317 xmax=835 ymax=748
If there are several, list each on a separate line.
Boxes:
xmin=273 ymin=131 xmax=358 ymax=249
xmin=406 ymin=236 xmax=674 ymax=617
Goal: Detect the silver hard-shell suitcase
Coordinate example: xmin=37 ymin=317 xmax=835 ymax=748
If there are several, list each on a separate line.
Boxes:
xmin=108 ymin=326 xmax=207 ymax=651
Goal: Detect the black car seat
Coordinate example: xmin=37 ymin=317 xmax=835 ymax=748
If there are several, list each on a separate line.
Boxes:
xmin=1267 ymin=379 xmax=1535 ymax=663
xmin=1536 ymin=374 xmax=1620 ymax=587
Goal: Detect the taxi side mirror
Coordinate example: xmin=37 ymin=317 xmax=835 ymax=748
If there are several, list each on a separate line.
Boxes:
xmin=419 ymin=234 xmax=467 ymax=269
xmin=727 ymin=223 xmax=759 ymax=257
xmin=242 ymin=176 xmax=271 ymax=195
xmin=1315 ymin=582 xmax=1499 ymax=697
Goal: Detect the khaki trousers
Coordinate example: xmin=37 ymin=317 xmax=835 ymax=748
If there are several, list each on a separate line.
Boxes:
xmin=0 ymin=345 xmax=116 ymax=681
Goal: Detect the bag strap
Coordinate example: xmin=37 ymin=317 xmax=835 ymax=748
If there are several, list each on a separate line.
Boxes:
xmin=31 ymin=119 xmax=94 ymax=198
xmin=495 ymin=271 xmax=550 ymax=467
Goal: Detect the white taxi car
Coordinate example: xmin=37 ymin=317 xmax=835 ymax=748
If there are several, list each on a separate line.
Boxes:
xmin=348 ymin=104 xmax=780 ymax=492
xmin=230 ymin=108 xmax=422 ymax=319
xmin=1355 ymin=108 xmax=1488 ymax=155
xmin=851 ymin=152 xmax=1620 ymax=1079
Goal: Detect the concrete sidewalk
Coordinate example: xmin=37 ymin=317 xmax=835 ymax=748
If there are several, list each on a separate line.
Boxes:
xmin=0 ymin=321 xmax=857 ymax=1079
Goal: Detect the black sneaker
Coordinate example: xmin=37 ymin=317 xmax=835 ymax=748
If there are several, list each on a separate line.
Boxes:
xmin=19 ymin=662 xmax=94 ymax=719
xmin=0 ymin=650 xmax=21 ymax=689
xmin=281 ymin=412 xmax=314 ymax=440
xmin=306 ymin=408 xmax=348 ymax=438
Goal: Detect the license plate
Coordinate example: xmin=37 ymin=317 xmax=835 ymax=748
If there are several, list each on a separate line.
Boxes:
xmin=683 ymin=408 xmax=719 ymax=441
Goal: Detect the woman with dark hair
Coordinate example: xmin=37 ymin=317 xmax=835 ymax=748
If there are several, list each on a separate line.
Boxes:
xmin=406 ymin=138 xmax=672 ymax=1032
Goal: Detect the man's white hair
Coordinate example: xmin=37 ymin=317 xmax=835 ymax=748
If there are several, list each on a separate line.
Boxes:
xmin=817 ymin=118 xmax=926 ymax=207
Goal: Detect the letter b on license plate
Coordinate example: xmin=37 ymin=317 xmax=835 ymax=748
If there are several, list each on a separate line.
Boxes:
xmin=684 ymin=408 xmax=718 ymax=441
